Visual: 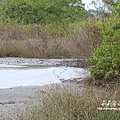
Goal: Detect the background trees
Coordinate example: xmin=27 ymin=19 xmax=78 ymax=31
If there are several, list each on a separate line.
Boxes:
xmin=0 ymin=0 xmax=86 ymax=25
xmin=89 ymin=0 xmax=119 ymax=19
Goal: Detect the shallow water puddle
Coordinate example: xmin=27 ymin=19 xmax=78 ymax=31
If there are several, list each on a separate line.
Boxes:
xmin=0 ymin=64 xmax=89 ymax=89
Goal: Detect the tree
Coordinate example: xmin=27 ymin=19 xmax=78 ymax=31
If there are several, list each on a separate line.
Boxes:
xmin=102 ymin=0 xmax=118 ymax=6
xmin=0 ymin=0 xmax=86 ymax=25
xmin=90 ymin=0 xmax=119 ymax=19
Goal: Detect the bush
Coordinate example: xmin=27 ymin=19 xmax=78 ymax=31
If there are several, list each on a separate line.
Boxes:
xmin=88 ymin=15 xmax=120 ymax=80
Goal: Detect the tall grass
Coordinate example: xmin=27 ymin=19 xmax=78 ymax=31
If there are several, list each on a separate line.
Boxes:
xmin=4 ymin=83 xmax=120 ymax=120
xmin=0 ymin=19 xmax=103 ymax=58
xmin=70 ymin=19 xmax=103 ymax=58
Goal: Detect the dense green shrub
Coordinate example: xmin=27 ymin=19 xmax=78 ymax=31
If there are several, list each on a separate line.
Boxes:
xmin=88 ymin=2 xmax=120 ymax=81
xmin=0 ymin=0 xmax=86 ymax=25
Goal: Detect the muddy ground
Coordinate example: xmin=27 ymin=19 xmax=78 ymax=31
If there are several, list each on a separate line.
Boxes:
xmin=0 ymin=57 xmax=86 ymax=119
xmin=0 ymin=57 xmax=87 ymax=67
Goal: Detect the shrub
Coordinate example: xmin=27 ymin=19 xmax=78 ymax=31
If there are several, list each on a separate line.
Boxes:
xmin=88 ymin=15 xmax=120 ymax=80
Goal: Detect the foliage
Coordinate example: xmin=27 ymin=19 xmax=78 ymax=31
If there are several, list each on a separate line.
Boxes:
xmin=114 ymin=1 xmax=120 ymax=16
xmin=88 ymin=3 xmax=120 ymax=81
xmin=0 ymin=0 xmax=86 ymax=25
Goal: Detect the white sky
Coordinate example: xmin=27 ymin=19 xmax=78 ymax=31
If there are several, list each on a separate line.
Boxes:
xmin=82 ymin=0 xmax=104 ymax=10
xmin=82 ymin=0 xmax=95 ymax=10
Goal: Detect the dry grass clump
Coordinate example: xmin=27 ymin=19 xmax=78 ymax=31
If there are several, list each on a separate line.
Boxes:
xmin=7 ymin=83 xmax=120 ymax=120
xmin=0 ymin=19 xmax=103 ymax=58
xmin=0 ymin=23 xmax=71 ymax=58
xmin=69 ymin=19 xmax=103 ymax=58
xmin=0 ymin=38 xmax=71 ymax=58
xmin=0 ymin=23 xmax=28 ymax=41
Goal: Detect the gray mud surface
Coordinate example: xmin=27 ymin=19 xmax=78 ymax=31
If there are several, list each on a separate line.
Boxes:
xmin=0 ymin=57 xmax=86 ymax=119
xmin=0 ymin=57 xmax=87 ymax=67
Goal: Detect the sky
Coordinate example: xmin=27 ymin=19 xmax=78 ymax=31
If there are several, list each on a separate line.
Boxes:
xmin=82 ymin=0 xmax=95 ymax=10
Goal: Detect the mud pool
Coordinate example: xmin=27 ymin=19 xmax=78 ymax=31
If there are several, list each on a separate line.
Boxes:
xmin=0 ymin=63 xmax=89 ymax=89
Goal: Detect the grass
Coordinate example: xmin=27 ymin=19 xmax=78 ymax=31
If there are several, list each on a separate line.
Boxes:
xmin=0 ymin=19 xmax=103 ymax=58
xmin=2 ymin=83 xmax=120 ymax=120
